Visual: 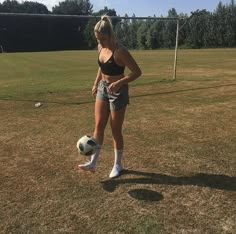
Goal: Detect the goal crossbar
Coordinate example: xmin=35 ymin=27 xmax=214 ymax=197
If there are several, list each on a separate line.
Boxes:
xmin=0 ymin=12 xmax=182 ymax=20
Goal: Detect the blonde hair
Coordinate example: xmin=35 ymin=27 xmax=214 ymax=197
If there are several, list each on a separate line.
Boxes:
xmin=94 ymin=15 xmax=115 ymax=40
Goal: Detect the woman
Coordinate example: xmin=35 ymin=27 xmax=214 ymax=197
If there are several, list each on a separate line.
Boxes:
xmin=78 ymin=15 xmax=142 ymax=178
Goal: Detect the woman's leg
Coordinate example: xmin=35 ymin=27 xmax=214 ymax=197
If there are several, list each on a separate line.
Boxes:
xmin=93 ymin=99 xmax=110 ymax=145
xmin=109 ymin=106 xmax=126 ymax=178
xmin=78 ymin=98 xmax=110 ymax=172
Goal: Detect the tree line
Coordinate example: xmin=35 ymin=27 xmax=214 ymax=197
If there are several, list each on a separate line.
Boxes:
xmin=0 ymin=0 xmax=235 ymax=52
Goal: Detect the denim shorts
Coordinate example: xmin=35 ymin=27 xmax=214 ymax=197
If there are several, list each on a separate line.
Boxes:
xmin=96 ymin=80 xmax=129 ymax=111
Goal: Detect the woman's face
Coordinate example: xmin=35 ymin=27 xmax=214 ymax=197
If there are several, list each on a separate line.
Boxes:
xmin=95 ymin=32 xmax=110 ymax=48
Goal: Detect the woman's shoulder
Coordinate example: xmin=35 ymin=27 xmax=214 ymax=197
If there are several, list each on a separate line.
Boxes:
xmin=114 ymin=44 xmax=132 ymax=65
xmin=115 ymin=43 xmax=129 ymax=57
xmin=116 ymin=42 xmax=127 ymax=52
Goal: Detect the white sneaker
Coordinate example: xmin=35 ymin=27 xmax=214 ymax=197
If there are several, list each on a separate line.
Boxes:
xmin=109 ymin=164 xmax=123 ymax=178
xmin=78 ymin=161 xmax=95 ymax=173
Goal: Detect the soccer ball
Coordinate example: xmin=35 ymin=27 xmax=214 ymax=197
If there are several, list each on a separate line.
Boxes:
xmin=77 ymin=135 xmax=97 ymax=156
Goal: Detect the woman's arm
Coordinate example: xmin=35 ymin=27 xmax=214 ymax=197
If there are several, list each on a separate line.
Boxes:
xmin=92 ymin=67 xmax=102 ymax=97
xmin=94 ymin=67 xmax=102 ymax=86
xmin=109 ymin=48 xmax=142 ymax=92
xmin=92 ymin=44 xmax=103 ymax=97
xmin=118 ymin=48 xmax=142 ymax=85
xmin=94 ymin=44 xmax=103 ymax=87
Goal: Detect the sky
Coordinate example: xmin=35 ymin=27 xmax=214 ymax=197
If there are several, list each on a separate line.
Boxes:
xmin=91 ymin=0 xmax=231 ymax=16
xmin=0 ymin=0 xmax=232 ymax=16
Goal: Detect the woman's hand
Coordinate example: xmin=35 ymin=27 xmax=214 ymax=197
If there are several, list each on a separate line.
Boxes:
xmin=92 ymin=85 xmax=98 ymax=98
xmin=108 ymin=81 xmax=122 ymax=94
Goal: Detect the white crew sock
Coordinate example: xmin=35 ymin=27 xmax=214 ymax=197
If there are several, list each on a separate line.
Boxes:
xmin=89 ymin=144 xmax=102 ymax=167
xmin=109 ymin=149 xmax=123 ymax=178
xmin=114 ymin=149 xmax=123 ymax=167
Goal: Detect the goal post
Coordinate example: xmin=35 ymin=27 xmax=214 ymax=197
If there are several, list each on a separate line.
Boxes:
xmin=173 ymin=19 xmax=180 ymax=80
xmin=0 ymin=13 xmax=182 ymax=80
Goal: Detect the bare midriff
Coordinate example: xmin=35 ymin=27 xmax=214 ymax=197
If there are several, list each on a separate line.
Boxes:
xmin=102 ymin=73 xmax=125 ymax=84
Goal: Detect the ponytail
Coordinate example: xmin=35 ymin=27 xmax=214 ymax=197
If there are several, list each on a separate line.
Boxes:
xmin=94 ymin=15 xmax=115 ymax=39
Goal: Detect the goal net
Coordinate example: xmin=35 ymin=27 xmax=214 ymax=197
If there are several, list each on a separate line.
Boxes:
xmin=0 ymin=13 xmax=180 ymax=80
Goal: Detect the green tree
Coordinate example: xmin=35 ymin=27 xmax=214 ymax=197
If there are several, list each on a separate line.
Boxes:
xmin=137 ymin=21 xmax=149 ymax=49
xmin=214 ymin=1 xmax=227 ymax=46
xmin=186 ymin=10 xmax=211 ymax=48
xmin=52 ymin=0 xmax=93 ymax=15
xmin=0 ymin=0 xmax=20 ymax=12
xmin=115 ymin=13 xmax=130 ymax=47
xmin=146 ymin=19 xmax=165 ymax=49
xmin=21 ymin=1 xmax=49 ymax=14
xmin=224 ymin=0 xmax=236 ymax=46
xmin=163 ymin=8 xmax=178 ymax=48
xmin=203 ymin=12 xmax=218 ymax=47
xmin=126 ymin=14 xmax=139 ymax=49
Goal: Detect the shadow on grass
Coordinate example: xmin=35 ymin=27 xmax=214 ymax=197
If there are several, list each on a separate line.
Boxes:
xmin=130 ymin=83 xmax=236 ymax=99
xmin=127 ymin=188 xmax=164 ymax=202
xmin=101 ymin=170 xmax=236 ymax=194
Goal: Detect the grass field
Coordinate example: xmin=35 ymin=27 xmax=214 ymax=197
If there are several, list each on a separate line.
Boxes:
xmin=0 ymin=49 xmax=235 ymax=233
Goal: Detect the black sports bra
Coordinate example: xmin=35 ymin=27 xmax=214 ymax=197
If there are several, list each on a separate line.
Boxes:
xmin=98 ymin=49 xmax=125 ymax=76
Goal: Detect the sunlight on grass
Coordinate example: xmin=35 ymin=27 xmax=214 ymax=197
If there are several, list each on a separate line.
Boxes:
xmin=1 ymin=49 xmax=235 ymax=101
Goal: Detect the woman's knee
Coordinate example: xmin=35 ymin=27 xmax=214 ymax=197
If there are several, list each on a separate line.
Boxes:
xmin=111 ymin=127 xmax=123 ymax=139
